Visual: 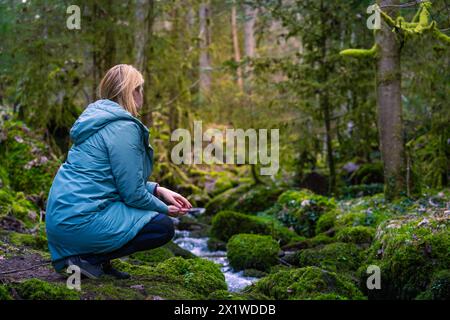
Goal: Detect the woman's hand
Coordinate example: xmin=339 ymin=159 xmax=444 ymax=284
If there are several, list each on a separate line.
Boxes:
xmin=157 ymin=186 xmax=192 ymax=210
xmin=167 ymin=205 xmax=189 ymax=217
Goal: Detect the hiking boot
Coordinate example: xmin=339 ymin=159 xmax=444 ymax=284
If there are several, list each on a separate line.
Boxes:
xmin=66 ymin=256 xmax=104 ymax=279
xmin=102 ymin=261 xmax=131 ymax=280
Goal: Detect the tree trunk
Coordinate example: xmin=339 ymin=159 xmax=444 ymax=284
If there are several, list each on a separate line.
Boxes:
xmin=231 ymin=4 xmax=243 ymax=91
xmin=375 ymin=0 xmax=406 ymax=200
xmin=319 ymin=0 xmax=336 ymax=195
xmin=243 ymin=4 xmax=258 ymax=84
xmin=134 ymin=0 xmax=155 ymax=126
xmin=199 ymin=1 xmax=212 ymax=97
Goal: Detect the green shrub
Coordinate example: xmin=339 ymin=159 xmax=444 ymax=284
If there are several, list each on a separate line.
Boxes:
xmin=247 ymin=266 xmax=365 ymax=300
xmin=227 ymin=234 xmax=280 ymax=272
xmin=13 ymin=278 xmax=80 ymax=300
xmin=336 ymin=226 xmax=375 ymax=244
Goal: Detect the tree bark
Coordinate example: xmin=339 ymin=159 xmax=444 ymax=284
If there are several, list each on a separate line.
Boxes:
xmin=231 ymin=4 xmax=243 ymax=91
xmin=243 ymin=4 xmax=258 ymax=85
xmin=375 ymin=0 xmax=406 ymax=200
xmin=319 ymin=0 xmax=336 ymax=195
xmin=134 ymin=0 xmax=155 ymax=126
xmin=199 ymin=1 xmax=212 ymax=96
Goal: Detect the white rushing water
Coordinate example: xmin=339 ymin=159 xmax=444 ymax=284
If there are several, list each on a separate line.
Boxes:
xmin=173 ymin=229 xmax=259 ymax=292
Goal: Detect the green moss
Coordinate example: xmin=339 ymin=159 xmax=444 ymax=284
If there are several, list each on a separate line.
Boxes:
xmin=361 ymin=214 xmax=450 ymax=300
xmin=0 ymin=285 xmax=13 ymax=300
xmin=207 ymin=290 xmax=248 ymax=300
xmin=81 ymin=282 xmax=145 ymax=300
xmin=336 ymin=226 xmax=375 ymax=244
xmin=111 ymin=259 xmax=156 ymax=277
xmin=12 ymin=278 xmax=80 ymax=300
xmin=304 ymin=233 xmax=336 ymax=247
xmin=266 ymin=189 xmax=336 ymax=237
xmin=9 ymin=232 xmax=48 ymax=251
xmin=247 ymin=266 xmax=365 ymax=300
xmin=130 ymin=247 xmax=174 ymax=265
xmin=230 ymin=184 xmax=286 ymax=214
xmin=0 ymin=189 xmax=39 ymax=228
xmin=227 ymin=234 xmax=280 ymax=272
xmin=298 ymin=242 xmax=363 ymax=274
xmin=162 ymin=241 xmax=197 ymax=259
xmin=154 ymin=257 xmax=227 ymax=296
xmin=340 ymin=44 xmax=378 ymax=58
xmin=415 ymin=269 xmax=450 ymax=300
xmin=211 ymin=210 xmax=302 ymax=246
xmin=315 ymin=210 xmax=337 ymax=234
xmin=0 ymin=119 xmax=60 ymax=198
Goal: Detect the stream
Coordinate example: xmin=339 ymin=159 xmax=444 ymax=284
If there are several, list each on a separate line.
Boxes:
xmin=173 ymin=224 xmax=259 ymax=292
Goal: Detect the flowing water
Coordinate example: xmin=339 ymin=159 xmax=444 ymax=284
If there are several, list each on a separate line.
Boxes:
xmin=173 ymin=228 xmax=259 ymax=292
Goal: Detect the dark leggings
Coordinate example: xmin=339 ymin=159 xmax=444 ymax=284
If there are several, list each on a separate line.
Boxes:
xmin=81 ymin=213 xmax=175 ymax=265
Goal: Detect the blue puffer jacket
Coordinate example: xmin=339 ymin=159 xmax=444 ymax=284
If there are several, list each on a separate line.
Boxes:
xmin=45 ymin=99 xmax=168 ymax=270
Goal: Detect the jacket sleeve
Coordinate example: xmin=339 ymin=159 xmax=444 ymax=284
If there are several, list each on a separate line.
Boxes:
xmin=103 ymin=121 xmax=169 ymax=214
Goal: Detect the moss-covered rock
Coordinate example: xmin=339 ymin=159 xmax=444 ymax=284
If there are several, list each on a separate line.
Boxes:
xmin=265 ymin=189 xmax=336 ymax=237
xmin=210 ymin=210 xmax=301 ymax=245
xmin=154 ymin=257 xmax=227 ymax=296
xmin=230 ymin=184 xmax=286 ymax=214
xmin=12 ymin=278 xmax=80 ymax=300
xmin=0 ymin=118 xmax=60 ymax=198
xmin=130 ymin=247 xmax=174 ymax=265
xmin=0 ymin=189 xmax=39 ymax=228
xmin=162 ymin=241 xmax=197 ymax=259
xmin=315 ymin=210 xmax=337 ymax=234
xmin=336 ymin=226 xmax=375 ymax=244
xmin=246 ymin=266 xmax=365 ymax=300
xmin=361 ymin=213 xmax=450 ymax=300
xmin=298 ymin=242 xmax=363 ymax=274
xmin=227 ymin=234 xmax=280 ymax=272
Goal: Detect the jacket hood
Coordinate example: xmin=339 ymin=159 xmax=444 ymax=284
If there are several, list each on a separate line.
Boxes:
xmin=70 ymin=99 xmax=149 ymax=145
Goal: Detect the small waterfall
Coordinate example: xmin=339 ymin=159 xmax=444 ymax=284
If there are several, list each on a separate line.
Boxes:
xmin=173 ymin=229 xmax=258 ymax=292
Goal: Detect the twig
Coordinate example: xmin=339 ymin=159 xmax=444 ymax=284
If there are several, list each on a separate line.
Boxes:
xmin=0 ymin=262 xmax=51 ymax=275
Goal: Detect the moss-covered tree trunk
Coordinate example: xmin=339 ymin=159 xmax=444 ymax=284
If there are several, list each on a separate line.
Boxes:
xmin=375 ymin=0 xmax=406 ymax=200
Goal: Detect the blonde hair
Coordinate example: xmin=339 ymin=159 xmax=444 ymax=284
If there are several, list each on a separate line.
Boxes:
xmin=98 ymin=64 xmax=144 ymax=116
